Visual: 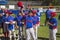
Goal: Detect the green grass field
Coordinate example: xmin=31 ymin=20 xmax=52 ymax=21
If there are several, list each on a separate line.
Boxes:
xmin=38 ymin=13 xmax=60 ymax=40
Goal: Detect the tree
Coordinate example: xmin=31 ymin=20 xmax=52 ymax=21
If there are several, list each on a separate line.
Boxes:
xmin=42 ymin=0 xmax=52 ymax=6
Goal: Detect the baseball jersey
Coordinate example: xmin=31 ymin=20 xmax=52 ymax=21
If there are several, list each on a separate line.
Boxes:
xmin=45 ymin=9 xmax=52 ymax=18
xmin=49 ymin=18 xmax=57 ymax=29
xmin=3 ymin=16 xmax=14 ymax=30
xmin=25 ymin=16 xmax=33 ymax=29
xmin=3 ymin=15 xmax=8 ymax=22
xmin=15 ymin=15 xmax=22 ymax=27
xmin=9 ymin=10 xmax=19 ymax=15
xmin=33 ymin=15 xmax=39 ymax=25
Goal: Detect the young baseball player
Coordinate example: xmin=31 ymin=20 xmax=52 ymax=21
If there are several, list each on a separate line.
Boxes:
xmin=3 ymin=10 xmax=16 ymax=40
xmin=47 ymin=12 xmax=57 ymax=40
xmin=15 ymin=11 xmax=23 ymax=40
xmin=3 ymin=11 xmax=9 ymax=38
xmin=32 ymin=10 xmax=39 ymax=40
xmin=25 ymin=10 xmax=36 ymax=40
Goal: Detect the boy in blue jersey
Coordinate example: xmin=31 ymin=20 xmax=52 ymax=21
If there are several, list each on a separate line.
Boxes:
xmin=25 ymin=11 xmax=36 ymax=40
xmin=15 ymin=11 xmax=23 ymax=40
xmin=2 ymin=11 xmax=8 ymax=38
xmin=47 ymin=12 xmax=57 ymax=40
xmin=32 ymin=10 xmax=39 ymax=40
xmin=0 ymin=9 xmax=9 ymax=38
xmin=3 ymin=11 xmax=16 ymax=40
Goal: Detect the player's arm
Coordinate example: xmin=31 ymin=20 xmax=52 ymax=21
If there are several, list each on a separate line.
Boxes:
xmin=5 ymin=20 xmax=13 ymax=24
xmin=47 ymin=22 xmax=53 ymax=26
xmin=47 ymin=20 xmax=57 ymax=26
xmin=9 ymin=20 xmax=14 ymax=24
xmin=14 ymin=17 xmax=18 ymax=29
xmin=9 ymin=17 xmax=15 ymax=24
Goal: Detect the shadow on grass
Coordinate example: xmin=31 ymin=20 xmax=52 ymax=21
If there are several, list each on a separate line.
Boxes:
xmin=0 ymin=36 xmax=9 ymax=40
xmin=56 ymin=33 xmax=60 ymax=35
xmin=0 ymin=36 xmax=26 ymax=40
xmin=38 ymin=37 xmax=49 ymax=40
xmin=0 ymin=36 xmax=49 ymax=40
xmin=56 ymin=33 xmax=60 ymax=38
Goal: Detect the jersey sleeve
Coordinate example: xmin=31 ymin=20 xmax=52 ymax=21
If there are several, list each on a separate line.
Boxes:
xmin=14 ymin=17 xmax=17 ymax=21
xmin=53 ymin=19 xmax=57 ymax=26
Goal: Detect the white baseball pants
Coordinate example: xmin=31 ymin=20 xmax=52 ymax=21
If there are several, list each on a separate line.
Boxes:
xmin=26 ymin=27 xmax=36 ymax=40
xmin=8 ymin=29 xmax=16 ymax=39
xmin=18 ymin=27 xmax=23 ymax=40
xmin=49 ymin=28 xmax=57 ymax=40
xmin=8 ymin=25 xmax=16 ymax=39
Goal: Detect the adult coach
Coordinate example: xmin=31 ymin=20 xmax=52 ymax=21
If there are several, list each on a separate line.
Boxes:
xmin=45 ymin=6 xmax=53 ymax=26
